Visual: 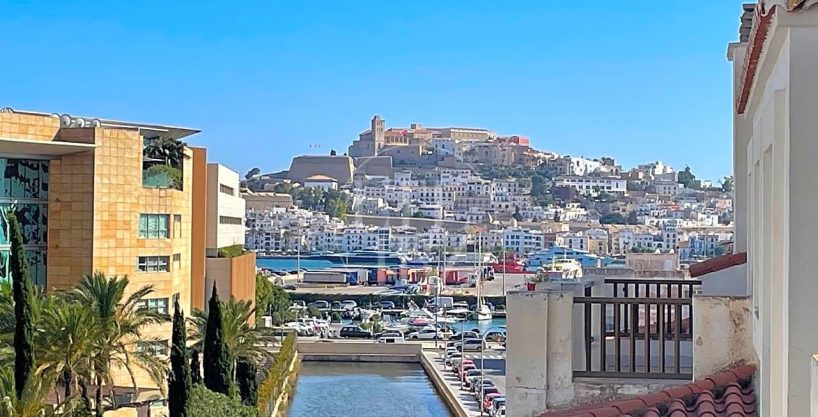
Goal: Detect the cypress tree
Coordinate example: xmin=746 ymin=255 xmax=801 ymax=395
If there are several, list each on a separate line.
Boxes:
xmin=236 ymin=359 xmax=258 ymax=406
xmin=190 ymin=349 xmax=202 ymax=385
xmin=8 ymin=209 xmax=34 ymax=399
xmin=203 ymin=284 xmax=234 ymax=396
xmin=168 ymin=299 xmax=192 ymax=417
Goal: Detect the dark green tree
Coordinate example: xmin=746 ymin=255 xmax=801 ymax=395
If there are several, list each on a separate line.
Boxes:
xmin=627 ymin=211 xmax=639 ymax=225
xmin=721 ymin=176 xmax=734 ymax=193
xmin=235 ymin=359 xmax=258 ymax=406
xmin=677 ymin=166 xmax=697 ymax=189
xmin=190 ymin=349 xmax=202 ymax=385
xmin=244 ymin=167 xmax=261 ymax=180
xmin=203 ymin=284 xmax=234 ymax=396
xmin=512 ymin=206 xmax=524 ymax=222
xmin=8 ymin=209 xmax=34 ymax=400
xmin=169 ymin=299 xmax=192 ymax=417
xmin=599 ymin=213 xmax=628 ymax=225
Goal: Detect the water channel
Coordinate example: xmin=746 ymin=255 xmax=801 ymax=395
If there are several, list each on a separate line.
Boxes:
xmin=285 ymin=362 xmax=454 ymax=417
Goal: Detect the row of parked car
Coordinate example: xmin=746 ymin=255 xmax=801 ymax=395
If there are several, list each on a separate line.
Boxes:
xmin=442 ymin=348 xmax=505 ymax=416
xmin=294 ymin=299 xmax=398 ymax=311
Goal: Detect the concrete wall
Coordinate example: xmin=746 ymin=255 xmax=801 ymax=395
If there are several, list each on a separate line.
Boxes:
xmin=700 ymin=264 xmax=747 ymax=296
xmin=287 ymin=155 xmax=354 ymax=184
xmin=809 ymin=355 xmax=818 ymax=417
xmin=242 ymin=192 xmax=293 ymax=211
xmin=693 ymin=295 xmax=755 ymax=379
xmin=205 ymin=251 xmax=256 ymax=308
xmin=734 ymin=9 xmax=818 ymax=416
xmin=297 ymin=341 xmax=422 ymax=362
xmin=505 ymin=291 xmax=554 ymax=417
xmin=205 ymin=163 xmax=245 ymax=252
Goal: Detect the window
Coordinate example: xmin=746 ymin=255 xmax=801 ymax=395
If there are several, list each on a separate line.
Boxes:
xmin=219 ymin=216 xmax=243 ymax=225
xmin=219 ymin=184 xmax=235 ymax=196
xmin=137 ymin=297 xmax=169 ymax=314
xmin=137 ymin=256 xmax=170 ymax=272
xmin=136 ymin=340 xmax=169 ymax=356
xmin=139 ymin=214 xmax=169 ymax=239
xmin=173 ymin=215 xmax=182 ymax=238
xmin=173 ymin=253 xmax=181 ymax=270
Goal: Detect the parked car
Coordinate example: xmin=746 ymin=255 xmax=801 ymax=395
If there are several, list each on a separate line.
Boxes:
xmin=470 ymin=377 xmax=495 ymax=394
xmin=376 ymin=335 xmax=405 ymax=344
xmin=462 ymin=369 xmax=482 ymax=386
xmin=483 ymin=393 xmax=503 ymax=412
xmin=378 ymin=300 xmax=396 ymax=309
xmin=290 ymin=300 xmax=307 ymax=310
xmin=496 ymin=406 xmax=505 ymax=417
xmin=341 ymin=300 xmax=357 ymax=310
xmin=451 ymin=331 xmax=480 ymax=341
xmin=484 ymin=330 xmax=506 ymax=343
xmin=374 ymin=330 xmax=404 ymax=339
xmin=452 ymin=359 xmax=473 ymax=374
xmin=444 ymin=352 xmax=462 ymax=367
xmin=283 ymin=322 xmax=312 ymax=336
xmin=330 ymin=301 xmax=343 ymax=311
xmin=478 ymin=386 xmax=500 ymax=402
xmin=456 ymin=339 xmax=485 ymax=352
xmin=307 ymin=300 xmax=329 ymax=310
xmin=459 ymin=363 xmax=477 ymax=380
xmin=489 ymin=397 xmax=506 ymax=417
xmin=407 ymin=328 xmax=452 ymax=340
xmin=339 ymin=326 xmax=372 ymax=339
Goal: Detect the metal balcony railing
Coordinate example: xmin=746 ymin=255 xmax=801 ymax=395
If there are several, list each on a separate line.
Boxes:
xmin=573 ymin=278 xmax=701 ymax=380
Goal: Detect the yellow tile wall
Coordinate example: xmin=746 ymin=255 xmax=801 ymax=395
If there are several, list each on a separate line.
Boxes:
xmin=2 ymin=112 xmax=197 ymax=390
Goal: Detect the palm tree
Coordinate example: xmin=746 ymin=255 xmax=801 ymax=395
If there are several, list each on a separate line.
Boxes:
xmin=188 ymin=298 xmax=274 ymax=369
xmin=34 ymin=300 xmax=98 ymax=399
xmin=143 ymin=137 xmax=186 ymax=167
xmin=69 ymin=273 xmax=169 ymax=412
xmin=0 ymin=368 xmax=53 ymax=417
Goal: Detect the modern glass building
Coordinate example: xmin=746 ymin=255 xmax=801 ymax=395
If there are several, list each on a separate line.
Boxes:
xmin=0 ymin=157 xmax=49 ymax=286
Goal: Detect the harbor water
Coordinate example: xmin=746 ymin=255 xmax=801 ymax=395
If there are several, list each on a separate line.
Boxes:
xmin=285 ymin=362 xmax=454 ymax=417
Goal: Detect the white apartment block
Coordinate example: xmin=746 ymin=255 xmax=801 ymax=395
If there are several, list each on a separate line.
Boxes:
xmin=502 ymin=228 xmax=546 ymax=255
xmin=206 ymin=163 xmax=246 ymax=256
xmin=393 ymin=171 xmax=417 ymax=187
xmin=546 ymin=156 xmax=606 ymax=176
xmin=439 ymin=168 xmax=476 ymax=185
xmin=554 ymin=176 xmax=627 ymax=196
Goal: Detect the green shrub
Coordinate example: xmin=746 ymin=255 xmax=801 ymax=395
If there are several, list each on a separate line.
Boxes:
xmin=189 ymin=384 xmax=257 ymax=417
xmin=257 ymin=334 xmax=297 ymax=416
xmin=218 ymin=244 xmax=246 ymax=258
xmin=144 ymin=164 xmax=182 ymax=189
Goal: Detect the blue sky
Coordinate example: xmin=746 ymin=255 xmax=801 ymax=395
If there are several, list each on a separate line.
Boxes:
xmin=1 ymin=1 xmax=745 ymax=181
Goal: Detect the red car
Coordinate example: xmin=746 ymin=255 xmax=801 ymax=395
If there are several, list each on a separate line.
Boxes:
xmin=459 ymin=363 xmax=476 ymax=379
xmin=452 ymin=359 xmax=474 ymax=373
xmin=483 ymin=392 xmax=503 ymax=412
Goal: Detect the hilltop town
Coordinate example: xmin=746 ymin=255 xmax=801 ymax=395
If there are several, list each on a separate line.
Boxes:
xmin=241 ymin=115 xmax=733 ymax=266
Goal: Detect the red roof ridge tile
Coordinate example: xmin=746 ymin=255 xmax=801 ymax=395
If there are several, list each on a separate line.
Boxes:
xmin=537 ymin=365 xmax=757 ymax=417
xmin=688 ymin=252 xmax=747 ymax=277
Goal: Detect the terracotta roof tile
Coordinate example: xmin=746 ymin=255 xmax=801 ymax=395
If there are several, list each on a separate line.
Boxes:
xmin=688 ymin=252 xmax=747 ymax=277
xmin=537 ymin=365 xmax=757 ymax=417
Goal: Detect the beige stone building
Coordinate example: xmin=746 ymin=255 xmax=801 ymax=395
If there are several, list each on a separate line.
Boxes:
xmin=0 ymin=108 xmax=255 ymax=389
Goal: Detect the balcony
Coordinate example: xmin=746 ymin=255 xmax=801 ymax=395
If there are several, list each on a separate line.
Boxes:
xmin=142 ymin=137 xmax=185 ymax=191
xmin=573 ymin=278 xmax=700 ymax=380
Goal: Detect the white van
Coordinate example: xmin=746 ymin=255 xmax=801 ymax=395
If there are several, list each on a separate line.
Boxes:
xmin=376 ymin=335 xmax=406 ymax=344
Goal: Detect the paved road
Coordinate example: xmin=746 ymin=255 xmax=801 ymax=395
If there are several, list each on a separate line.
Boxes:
xmin=429 ymin=349 xmax=507 ymax=416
